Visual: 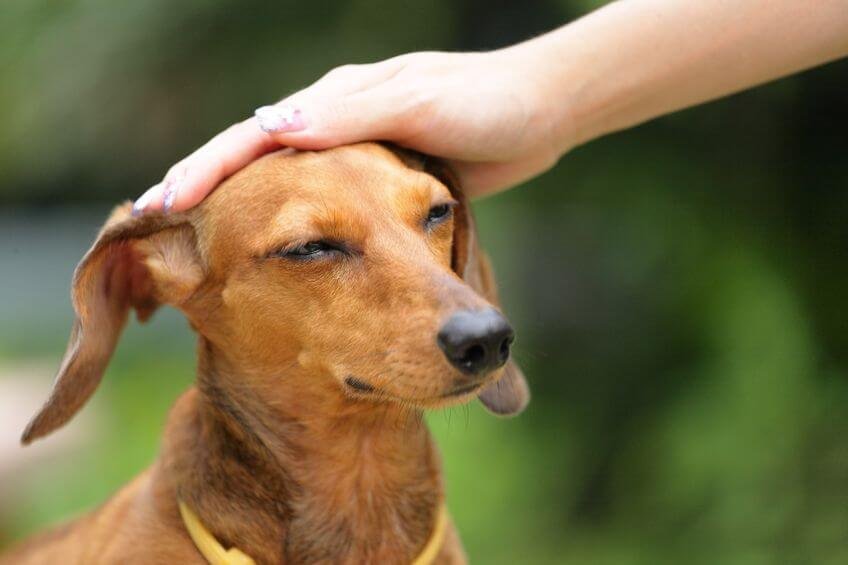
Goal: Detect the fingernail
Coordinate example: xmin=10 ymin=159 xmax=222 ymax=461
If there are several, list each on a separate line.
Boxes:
xmin=255 ymin=105 xmax=306 ymax=133
xmin=162 ymin=167 xmax=189 ymax=214
xmin=162 ymin=180 xmax=178 ymax=214
xmin=132 ymin=184 xmax=159 ymax=217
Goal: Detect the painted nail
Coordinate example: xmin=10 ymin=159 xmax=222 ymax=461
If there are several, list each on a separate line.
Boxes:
xmin=254 ymin=105 xmax=306 ymax=133
xmin=132 ymin=184 xmax=159 ymax=217
xmin=162 ymin=167 xmax=189 ymax=214
xmin=162 ymin=180 xmax=178 ymax=214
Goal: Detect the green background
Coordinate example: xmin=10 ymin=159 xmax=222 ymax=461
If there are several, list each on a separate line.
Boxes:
xmin=1 ymin=1 xmax=847 ymax=563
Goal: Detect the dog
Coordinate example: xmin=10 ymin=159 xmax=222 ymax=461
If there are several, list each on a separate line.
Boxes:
xmin=2 ymin=142 xmax=529 ymax=564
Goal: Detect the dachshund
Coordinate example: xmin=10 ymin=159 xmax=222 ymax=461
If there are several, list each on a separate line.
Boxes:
xmin=1 ymin=142 xmax=529 ymax=564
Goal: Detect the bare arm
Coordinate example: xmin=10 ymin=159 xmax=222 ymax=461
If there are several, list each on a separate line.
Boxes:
xmin=524 ymin=0 xmax=848 ymax=151
xmin=134 ymin=0 xmax=848 ymax=214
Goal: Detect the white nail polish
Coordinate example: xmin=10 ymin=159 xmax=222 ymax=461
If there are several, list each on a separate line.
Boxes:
xmin=132 ymin=185 xmax=158 ymax=216
xmin=254 ymin=105 xmax=306 ymax=133
xmin=163 ymin=183 xmax=177 ymax=214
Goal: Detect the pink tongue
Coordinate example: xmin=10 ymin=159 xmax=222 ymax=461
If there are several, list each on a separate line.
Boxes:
xmin=478 ymin=361 xmax=530 ymax=416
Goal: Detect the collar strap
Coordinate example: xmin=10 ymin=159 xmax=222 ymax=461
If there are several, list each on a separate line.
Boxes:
xmin=411 ymin=502 xmax=448 ymax=565
xmin=179 ymin=502 xmax=255 ymax=565
xmin=178 ymin=500 xmax=448 ymax=565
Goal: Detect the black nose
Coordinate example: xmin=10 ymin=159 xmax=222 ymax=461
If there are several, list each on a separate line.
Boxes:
xmin=437 ymin=309 xmax=514 ymax=375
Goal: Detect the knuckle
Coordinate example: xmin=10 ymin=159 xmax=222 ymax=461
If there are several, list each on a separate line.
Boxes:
xmin=324 ymin=63 xmax=360 ymax=80
xmin=165 ymin=162 xmax=188 ymax=181
xmin=208 ymin=157 xmax=227 ymax=180
xmin=223 ymin=120 xmax=247 ymax=136
xmin=406 ymin=86 xmax=438 ymax=123
xmin=395 ymin=52 xmax=441 ymax=75
xmin=386 ymin=53 xmax=415 ymax=68
xmin=211 ymin=120 xmax=251 ymax=145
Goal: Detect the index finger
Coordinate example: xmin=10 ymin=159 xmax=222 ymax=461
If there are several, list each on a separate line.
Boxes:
xmin=134 ymin=117 xmax=280 ymax=214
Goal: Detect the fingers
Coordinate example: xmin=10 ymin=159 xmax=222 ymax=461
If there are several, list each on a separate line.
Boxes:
xmin=252 ymin=87 xmax=407 ymax=150
xmin=134 ymin=58 xmax=410 ymax=215
xmin=254 ymin=58 xmax=412 ymax=149
xmin=133 ymin=118 xmax=279 ymax=215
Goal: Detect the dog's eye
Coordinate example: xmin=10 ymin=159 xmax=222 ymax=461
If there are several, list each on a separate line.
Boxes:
xmin=425 ymin=203 xmax=453 ymax=227
xmin=279 ymin=241 xmax=340 ymax=259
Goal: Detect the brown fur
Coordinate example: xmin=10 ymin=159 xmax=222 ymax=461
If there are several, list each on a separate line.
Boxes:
xmin=2 ymin=143 xmax=529 ymax=564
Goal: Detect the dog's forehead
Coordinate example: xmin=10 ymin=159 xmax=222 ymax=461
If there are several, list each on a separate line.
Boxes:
xmin=193 ymin=143 xmax=446 ymax=265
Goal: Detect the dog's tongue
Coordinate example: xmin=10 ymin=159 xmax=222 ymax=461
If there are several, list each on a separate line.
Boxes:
xmin=478 ymin=361 xmax=530 ymax=416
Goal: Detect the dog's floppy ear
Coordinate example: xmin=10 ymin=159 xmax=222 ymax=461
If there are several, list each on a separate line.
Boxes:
xmin=21 ymin=203 xmax=204 ymax=444
xmin=427 ymin=161 xmax=530 ymax=417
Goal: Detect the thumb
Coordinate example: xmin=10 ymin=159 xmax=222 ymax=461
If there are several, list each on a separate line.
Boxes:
xmin=451 ymin=149 xmax=560 ymax=198
xmin=254 ymin=89 xmax=407 ymax=150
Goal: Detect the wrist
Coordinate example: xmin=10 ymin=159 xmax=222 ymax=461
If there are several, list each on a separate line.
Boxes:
xmin=506 ymin=7 xmax=652 ymax=156
xmin=499 ymin=32 xmax=586 ymax=161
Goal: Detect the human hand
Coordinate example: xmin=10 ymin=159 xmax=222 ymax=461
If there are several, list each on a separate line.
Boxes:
xmin=132 ymin=0 xmax=848 ymax=216
xmin=132 ymin=47 xmax=571 ymax=215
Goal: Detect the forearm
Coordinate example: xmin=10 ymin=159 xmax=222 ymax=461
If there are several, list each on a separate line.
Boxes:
xmin=514 ymin=0 xmax=848 ymax=153
xmin=140 ymin=0 xmax=848 ymax=211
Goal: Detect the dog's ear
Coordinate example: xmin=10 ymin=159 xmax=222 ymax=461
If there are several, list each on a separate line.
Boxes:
xmin=21 ymin=203 xmax=204 ymax=444
xmin=427 ymin=161 xmax=530 ymax=417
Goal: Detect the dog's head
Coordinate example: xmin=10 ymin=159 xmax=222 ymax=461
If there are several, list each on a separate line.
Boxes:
xmin=22 ymin=143 xmax=529 ymax=444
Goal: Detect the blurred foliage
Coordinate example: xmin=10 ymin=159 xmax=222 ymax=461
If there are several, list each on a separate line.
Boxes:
xmin=2 ymin=0 xmax=848 ymax=563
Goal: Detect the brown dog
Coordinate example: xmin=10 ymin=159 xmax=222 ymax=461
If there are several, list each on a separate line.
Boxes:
xmin=2 ymin=143 xmax=529 ymax=564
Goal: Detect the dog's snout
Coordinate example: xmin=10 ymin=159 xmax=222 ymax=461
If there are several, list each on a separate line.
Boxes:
xmin=437 ymin=309 xmax=514 ymax=375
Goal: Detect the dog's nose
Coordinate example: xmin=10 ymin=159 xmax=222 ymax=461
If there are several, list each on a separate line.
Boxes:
xmin=437 ymin=309 xmax=514 ymax=375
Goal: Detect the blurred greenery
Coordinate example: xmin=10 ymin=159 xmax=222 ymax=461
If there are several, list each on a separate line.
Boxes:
xmin=2 ymin=0 xmax=848 ymax=563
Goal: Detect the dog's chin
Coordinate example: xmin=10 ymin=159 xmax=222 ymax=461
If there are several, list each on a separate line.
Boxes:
xmin=392 ymin=381 xmax=480 ymax=410
xmin=442 ymin=381 xmax=486 ymax=398
xmin=342 ymin=374 xmax=486 ymax=410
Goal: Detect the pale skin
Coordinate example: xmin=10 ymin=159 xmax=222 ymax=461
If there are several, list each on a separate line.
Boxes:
xmin=133 ymin=0 xmax=848 ymax=214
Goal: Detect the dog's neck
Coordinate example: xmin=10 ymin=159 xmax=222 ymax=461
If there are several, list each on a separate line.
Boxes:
xmin=161 ymin=338 xmax=443 ymax=564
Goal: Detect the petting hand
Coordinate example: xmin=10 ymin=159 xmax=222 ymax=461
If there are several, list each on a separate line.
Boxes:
xmin=133 ymin=0 xmax=848 ymax=216
xmin=132 ymin=48 xmax=568 ymax=215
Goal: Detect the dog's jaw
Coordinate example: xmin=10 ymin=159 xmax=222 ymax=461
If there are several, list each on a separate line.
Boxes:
xmin=159 ymin=336 xmax=447 ymax=564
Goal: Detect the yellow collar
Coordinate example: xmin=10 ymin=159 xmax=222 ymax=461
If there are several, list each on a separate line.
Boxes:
xmin=179 ymin=500 xmax=448 ymax=565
